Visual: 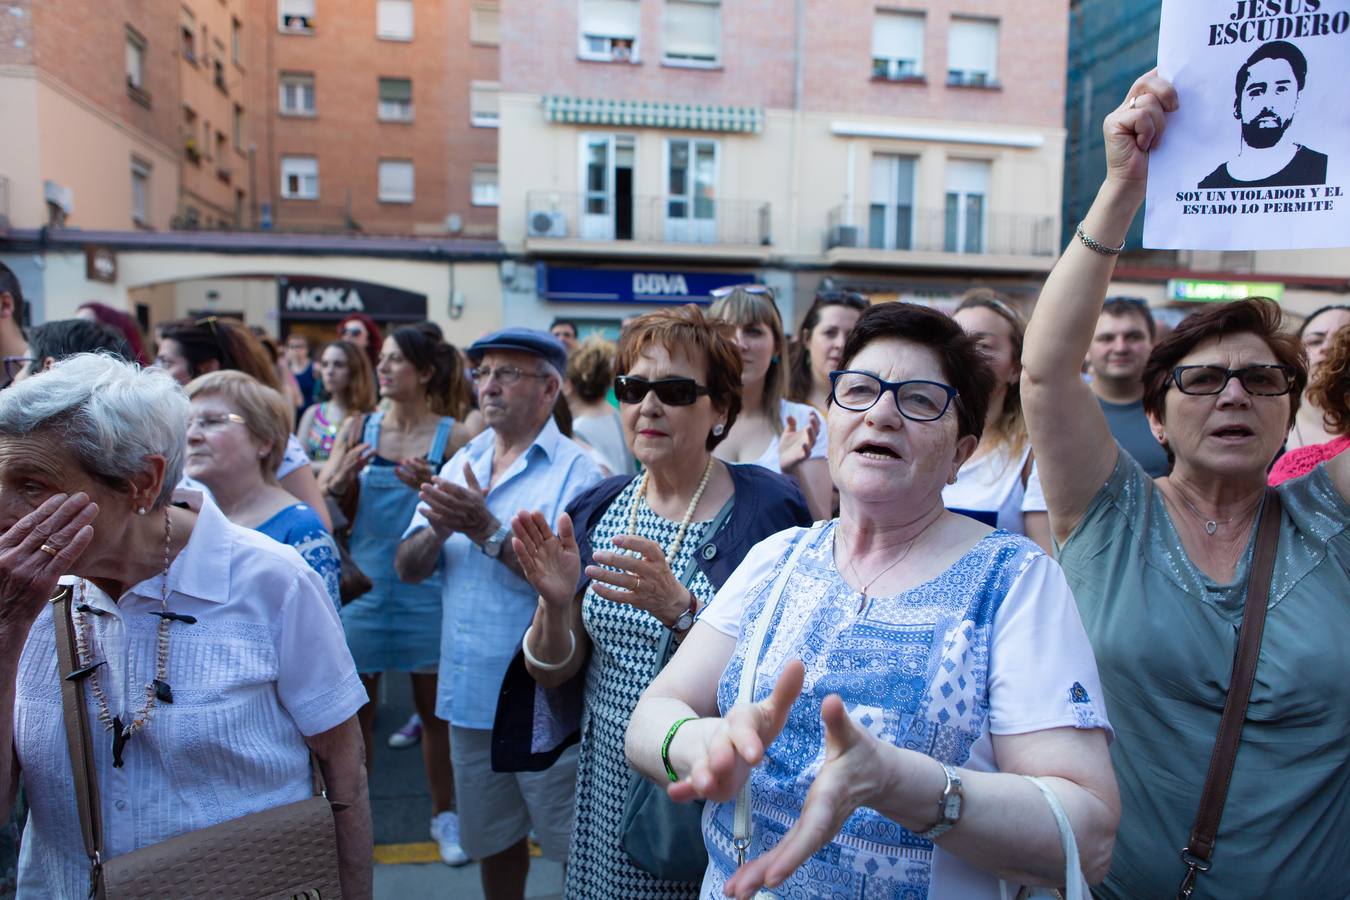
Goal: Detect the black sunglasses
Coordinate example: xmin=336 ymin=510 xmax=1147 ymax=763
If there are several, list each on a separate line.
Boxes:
xmin=614 ymin=375 xmax=710 ymax=406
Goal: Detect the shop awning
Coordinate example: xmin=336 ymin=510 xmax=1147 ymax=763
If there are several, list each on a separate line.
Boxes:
xmin=543 ymin=96 xmax=763 ymax=133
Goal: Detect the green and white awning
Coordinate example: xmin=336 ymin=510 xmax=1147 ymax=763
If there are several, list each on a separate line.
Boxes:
xmin=543 ymin=96 xmax=763 ymax=133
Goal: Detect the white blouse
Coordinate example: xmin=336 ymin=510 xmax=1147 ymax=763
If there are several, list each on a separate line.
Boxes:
xmin=14 ymin=498 xmax=366 ymax=898
xmin=942 ymin=444 xmax=1045 ymax=535
xmin=748 ymin=399 xmax=829 ymax=473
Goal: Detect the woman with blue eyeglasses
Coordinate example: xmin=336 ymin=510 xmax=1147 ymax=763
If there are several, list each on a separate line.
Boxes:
xmin=627 ymin=301 xmax=1118 ymax=899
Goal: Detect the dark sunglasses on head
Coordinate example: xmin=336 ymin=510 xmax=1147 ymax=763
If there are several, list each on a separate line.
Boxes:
xmin=614 ymin=375 xmax=710 ymax=406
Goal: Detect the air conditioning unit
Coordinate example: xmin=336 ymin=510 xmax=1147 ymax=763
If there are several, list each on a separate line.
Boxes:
xmin=527 ymin=210 xmax=567 ymax=238
xmin=828 ymin=224 xmax=861 ymax=248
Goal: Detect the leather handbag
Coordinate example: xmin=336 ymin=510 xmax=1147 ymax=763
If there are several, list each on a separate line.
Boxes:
xmin=620 ymin=498 xmax=736 ymax=881
xmin=1175 ymin=490 xmax=1283 ymax=899
xmin=52 ymin=587 xmax=345 ymax=900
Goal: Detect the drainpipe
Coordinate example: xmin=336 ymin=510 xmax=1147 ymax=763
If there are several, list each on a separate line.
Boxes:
xmin=786 ymin=0 xmax=805 ymax=264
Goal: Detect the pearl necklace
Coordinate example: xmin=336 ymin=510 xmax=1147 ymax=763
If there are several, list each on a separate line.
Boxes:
xmin=626 ymin=457 xmax=716 ymax=564
xmin=72 ymin=511 xmax=184 ymax=768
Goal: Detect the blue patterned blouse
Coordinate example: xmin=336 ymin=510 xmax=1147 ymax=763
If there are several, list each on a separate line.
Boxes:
xmin=257 ymin=504 xmax=342 ymax=612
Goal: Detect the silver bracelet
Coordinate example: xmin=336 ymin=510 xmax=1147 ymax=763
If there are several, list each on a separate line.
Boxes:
xmin=522 ymin=625 xmax=576 ymax=671
xmin=1075 ymin=222 xmax=1125 ymax=256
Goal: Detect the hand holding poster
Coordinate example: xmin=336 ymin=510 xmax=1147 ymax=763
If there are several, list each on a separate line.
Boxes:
xmin=1144 ymin=0 xmax=1350 ymax=250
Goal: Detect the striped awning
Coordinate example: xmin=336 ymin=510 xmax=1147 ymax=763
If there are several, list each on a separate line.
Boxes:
xmin=543 ymin=96 xmax=763 ymax=133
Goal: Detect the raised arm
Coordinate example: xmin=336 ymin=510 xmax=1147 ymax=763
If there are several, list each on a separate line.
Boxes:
xmin=1022 ymin=70 xmax=1178 ymax=542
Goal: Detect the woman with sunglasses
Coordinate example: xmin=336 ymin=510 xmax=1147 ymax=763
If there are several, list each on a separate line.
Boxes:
xmin=336 ymin=313 xmax=383 ymax=374
xmin=787 ymin=289 xmax=869 ymax=415
xmin=708 ymin=285 xmax=833 ymax=521
xmin=158 ymin=317 xmax=332 ymax=531
xmin=1021 ymin=72 xmax=1350 ymax=897
xmin=507 ymin=305 xmax=810 ymax=899
xmin=626 ymin=301 xmax=1117 ymax=898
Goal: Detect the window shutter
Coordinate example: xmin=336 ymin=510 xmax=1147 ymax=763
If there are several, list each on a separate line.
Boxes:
xmin=664 ymin=0 xmax=719 ymax=59
xmin=581 ymin=0 xmax=639 ymax=39
xmin=948 ymin=18 xmax=998 ymax=77
xmin=871 ymin=11 xmax=924 ymax=69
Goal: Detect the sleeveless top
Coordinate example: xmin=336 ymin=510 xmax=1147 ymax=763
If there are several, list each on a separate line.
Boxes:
xmin=302 ymin=401 xmax=342 ymax=463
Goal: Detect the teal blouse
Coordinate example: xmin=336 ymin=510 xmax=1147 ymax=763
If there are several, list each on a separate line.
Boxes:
xmin=1059 ymin=453 xmax=1350 ymax=899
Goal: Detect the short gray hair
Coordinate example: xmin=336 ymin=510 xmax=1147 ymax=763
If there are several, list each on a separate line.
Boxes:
xmin=0 ymin=353 xmax=188 ymax=508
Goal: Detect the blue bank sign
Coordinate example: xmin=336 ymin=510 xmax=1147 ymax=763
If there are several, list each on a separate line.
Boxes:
xmin=537 ymin=264 xmax=755 ymax=305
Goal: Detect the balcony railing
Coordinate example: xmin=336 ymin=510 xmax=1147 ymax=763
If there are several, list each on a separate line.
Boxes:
xmin=826 ymin=205 xmax=1057 ymax=258
xmin=525 ymin=191 xmax=770 ymax=246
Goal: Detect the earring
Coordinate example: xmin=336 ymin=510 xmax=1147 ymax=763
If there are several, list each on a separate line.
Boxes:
xmin=770 ymin=355 xmax=780 ymax=365
xmin=712 ymin=423 xmax=726 ymax=436
xmin=137 ymin=506 xmax=148 ymax=516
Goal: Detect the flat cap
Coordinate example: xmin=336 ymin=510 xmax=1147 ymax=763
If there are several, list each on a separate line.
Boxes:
xmin=467 ymin=327 xmax=568 ymax=375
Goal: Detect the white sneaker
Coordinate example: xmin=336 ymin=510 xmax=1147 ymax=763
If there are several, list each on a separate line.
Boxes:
xmin=430 ymin=811 xmax=470 ymax=867
xmin=387 ymin=713 xmax=422 ymax=749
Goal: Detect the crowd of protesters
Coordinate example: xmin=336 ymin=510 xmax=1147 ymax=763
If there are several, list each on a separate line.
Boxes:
xmin=0 ymin=69 xmax=1345 ymax=900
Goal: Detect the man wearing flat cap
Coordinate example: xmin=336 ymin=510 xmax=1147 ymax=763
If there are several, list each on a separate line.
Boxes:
xmin=396 ymin=328 xmax=602 ymax=899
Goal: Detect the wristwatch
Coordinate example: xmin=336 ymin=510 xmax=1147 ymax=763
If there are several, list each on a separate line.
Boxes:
xmin=915 ymin=762 xmax=963 ymax=840
xmin=480 ymin=522 xmax=511 ymax=558
xmin=671 ymin=591 xmax=697 ymax=634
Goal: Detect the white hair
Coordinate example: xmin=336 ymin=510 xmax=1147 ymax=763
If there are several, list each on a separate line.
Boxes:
xmin=0 ymin=353 xmax=188 ymax=508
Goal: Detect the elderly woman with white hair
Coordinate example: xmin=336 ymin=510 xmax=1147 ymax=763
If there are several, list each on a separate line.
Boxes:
xmin=0 ymin=354 xmax=372 ymax=899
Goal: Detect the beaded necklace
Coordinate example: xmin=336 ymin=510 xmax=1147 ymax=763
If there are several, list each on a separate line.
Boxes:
xmin=72 ymin=511 xmax=185 ymax=768
xmin=625 ymin=456 xmax=715 ymax=563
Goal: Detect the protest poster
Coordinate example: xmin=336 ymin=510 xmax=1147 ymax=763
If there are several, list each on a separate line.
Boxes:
xmin=1143 ymin=0 xmax=1350 ymax=250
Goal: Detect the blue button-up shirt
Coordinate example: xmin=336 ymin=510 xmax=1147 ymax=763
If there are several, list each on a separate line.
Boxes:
xmin=404 ymin=417 xmax=603 ymax=729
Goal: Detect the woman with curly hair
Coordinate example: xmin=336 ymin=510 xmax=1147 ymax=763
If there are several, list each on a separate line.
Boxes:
xmin=1269 ymin=324 xmax=1350 ymax=485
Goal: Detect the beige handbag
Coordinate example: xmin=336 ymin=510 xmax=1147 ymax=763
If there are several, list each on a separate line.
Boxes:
xmin=52 ymin=586 xmax=345 ymax=900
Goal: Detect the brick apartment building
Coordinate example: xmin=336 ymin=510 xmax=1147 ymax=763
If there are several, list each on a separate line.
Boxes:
xmin=497 ymin=0 xmax=1073 ymax=333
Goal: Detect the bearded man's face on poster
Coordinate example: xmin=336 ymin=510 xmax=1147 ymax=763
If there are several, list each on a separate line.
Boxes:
xmin=1237 ymin=57 xmax=1300 ymax=149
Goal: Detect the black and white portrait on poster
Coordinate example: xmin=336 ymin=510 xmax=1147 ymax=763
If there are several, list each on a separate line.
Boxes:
xmin=1144 ymin=0 xmax=1350 ymax=250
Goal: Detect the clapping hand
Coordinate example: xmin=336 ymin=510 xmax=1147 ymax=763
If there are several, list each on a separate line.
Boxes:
xmin=511 ymin=510 xmax=580 ymax=609
xmin=589 ymin=535 xmax=689 ymax=627
xmin=417 ymin=463 xmax=494 ymax=541
xmin=668 ymin=660 xmax=805 ymax=806
xmin=721 ymin=693 xmax=888 ymax=900
xmin=394 ymin=456 xmax=435 ymax=492
xmin=327 ymin=418 xmax=374 ymax=492
xmin=778 ymin=413 xmax=820 ymax=474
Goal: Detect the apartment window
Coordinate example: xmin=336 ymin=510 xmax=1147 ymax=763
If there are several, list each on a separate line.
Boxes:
xmin=471 ymin=165 xmax=499 ymax=207
xmin=579 ymin=0 xmax=639 ymax=62
xmin=125 ymin=27 xmax=147 ymax=89
xmin=279 ymin=0 xmax=315 ymax=33
xmin=872 ymin=10 xmax=924 ymax=80
xmin=203 ymin=119 xmax=212 ymax=160
xmin=213 ymin=53 xmax=226 ymax=91
xmin=131 ymin=158 xmax=151 ymax=225
xmin=868 ymin=154 xmax=916 ymax=250
xmin=180 ymin=7 xmax=197 ymax=64
xmin=470 ymin=2 xmax=500 ymax=46
xmin=279 ymin=72 xmax=315 ymax=115
xmin=662 ymin=0 xmax=720 ymax=66
xmin=232 ymin=104 xmax=243 ymax=151
xmin=231 ymin=17 xmax=242 ymax=65
xmin=281 ymin=156 xmax=319 ymax=199
xmin=378 ymin=77 xmax=413 ymax=121
xmin=378 ymin=160 xmax=415 ymax=203
xmin=470 ymin=81 xmax=500 ymax=127
xmin=947 ymin=17 xmax=998 ymax=86
xmin=376 ymin=0 xmax=414 ymax=40
xmin=665 ymin=138 xmax=717 ymax=241
xmin=944 ymin=159 xmax=989 ymax=253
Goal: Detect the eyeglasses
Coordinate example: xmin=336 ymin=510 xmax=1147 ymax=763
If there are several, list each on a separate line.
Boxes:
xmin=614 ymin=375 xmax=711 ymax=406
xmin=187 ymin=412 xmax=247 ymax=431
xmin=471 ymin=365 xmax=550 ymax=386
xmin=1170 ymin=365 xmax=1296 ymax=397
xmin=829 ymin=370 xmax=959 ymax=422
xmin=3 ymin=356 xmax=35 ymax=381
xmin=710 ymin=283 xmax=773 ymax=300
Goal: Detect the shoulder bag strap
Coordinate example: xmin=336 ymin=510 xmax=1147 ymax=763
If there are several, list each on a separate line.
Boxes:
xmin=51 ymin=586 xmax=107 ymax=889
xmin=648 ymin=498 xmax=740 ymax=679
xmin=427 ymin=417 xmax=455 ymax=468
xmin=1176 ymin=489 xmax=1283 ymax=898
xmin=731 ymin=522 xmax=823 ymax=865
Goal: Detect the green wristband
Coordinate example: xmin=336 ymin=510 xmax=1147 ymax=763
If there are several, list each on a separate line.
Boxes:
xmin=661 ymin=716 xmax=697 ymax=783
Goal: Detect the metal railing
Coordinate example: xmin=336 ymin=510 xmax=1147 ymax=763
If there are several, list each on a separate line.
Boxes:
xmin=826 ymin=205 xmax=1057 ymax=257
xmin=525 ymin=191 xmax=771 ymax=246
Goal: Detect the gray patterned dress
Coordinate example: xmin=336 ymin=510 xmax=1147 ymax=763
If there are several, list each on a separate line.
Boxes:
xmin=564 ymin=478 xmax=717 ymax=899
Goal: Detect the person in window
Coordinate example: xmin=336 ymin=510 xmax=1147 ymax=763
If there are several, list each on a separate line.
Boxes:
xmin=627 ymin=302 xmax=1118 ymax=898
xmin=708 ymin=286 xmax=832 ymax=521
xmin=0 ymin=355 xmax=371 ymax=899
xmin=507 ymin=305 xmax=810 ymax=899
xmin=1023 ymin=71 xmax=1350 ymax=897
xmin=1198 ymin=40 xmax=1327 ymax=189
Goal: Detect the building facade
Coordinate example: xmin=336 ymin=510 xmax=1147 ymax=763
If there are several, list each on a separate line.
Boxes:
xmin=497 ymin=0 xmax=1070 ymax=333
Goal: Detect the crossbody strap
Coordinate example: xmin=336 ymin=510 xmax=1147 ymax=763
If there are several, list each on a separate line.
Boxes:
xmin=731 ymin=523 xmax=823 ymax=865
xmin=648 ymin=497 xmax=738 ymax=680
xmin=51 ymin=585 xmax=107 ymax=887
xmin=1176 ymin=489 xmax=1283 ymax=898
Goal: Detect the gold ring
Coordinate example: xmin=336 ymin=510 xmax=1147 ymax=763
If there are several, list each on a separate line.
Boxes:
xmin=633 ymin=576 xmax=642 ymax=593
xmin=39 ymin=543 xmax=59 ymax=557
xmin=1129 ymin=96 xmax=1138 ymax=109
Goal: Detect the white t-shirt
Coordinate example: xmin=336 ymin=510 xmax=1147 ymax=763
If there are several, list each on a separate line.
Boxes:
xmin=697 ymin=525 xmax=1111 ymax=899
xmin=748 ymin=398 xmax=829 ymax=473
xmin=942 ymin=443 xmax=1044 ymax=534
